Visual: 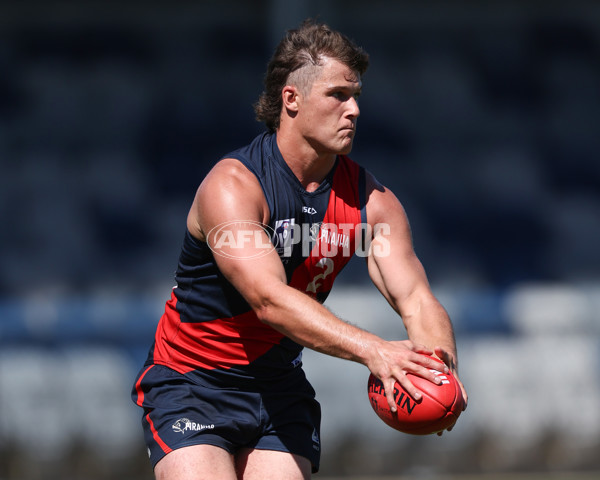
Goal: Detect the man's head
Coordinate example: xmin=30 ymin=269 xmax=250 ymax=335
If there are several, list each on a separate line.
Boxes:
xmin=255 ymin=19 xmax=369 ymax=132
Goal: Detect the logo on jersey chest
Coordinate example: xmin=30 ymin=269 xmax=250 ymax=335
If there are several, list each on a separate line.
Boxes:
xmin=272 ymin=218 xmax=353 ymax=259
xmin=273 ymin=218 xmax=297 ymax=258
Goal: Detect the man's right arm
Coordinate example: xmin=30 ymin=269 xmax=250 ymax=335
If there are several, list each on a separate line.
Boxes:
xmin=187 ymin=159 xmax=444 ymax=410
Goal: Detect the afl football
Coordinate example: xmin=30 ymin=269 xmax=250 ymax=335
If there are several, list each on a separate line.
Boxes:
xmin=367 ymin=356 xmax=463 ymax=435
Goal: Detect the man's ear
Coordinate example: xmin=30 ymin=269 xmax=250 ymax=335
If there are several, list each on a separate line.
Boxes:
xmin=282 ymin=86 xmax=300 ymax=113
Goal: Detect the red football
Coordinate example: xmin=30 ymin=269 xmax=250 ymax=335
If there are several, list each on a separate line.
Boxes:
xmin=367 ymin=357 xmax=464 ymax=435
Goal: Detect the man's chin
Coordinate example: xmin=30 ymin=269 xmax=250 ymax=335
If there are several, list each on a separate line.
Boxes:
xmin=338 ymin=140 xmax=354 ymax=155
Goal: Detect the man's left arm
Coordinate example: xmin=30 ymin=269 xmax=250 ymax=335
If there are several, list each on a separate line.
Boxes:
xmin=364 ymin=172 xmax=468 ymax=409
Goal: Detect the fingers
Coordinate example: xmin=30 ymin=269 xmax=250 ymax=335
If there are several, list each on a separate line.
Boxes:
xmin=374 ymin=344 xmax=452 ymax=408
xmin=389 ymin=342 xmax=449 ymax=374
xmin=434 ymin=346 xmax=455 ymax=369
xmin=436 ymin=422 xmax=456 ymax=436
xmin=411 ymin=343 xmax=434 ymax=356
xmin=394 ymin=364 xmax=442 ymax=403
xmin=383 ymin=373 xmax=422 ymax=413
xmin=383 ymin=378 xmax=399 ymax=413
xmin=408 ymin=351 xmax=449 ymax=379
xmin=370 ymin=341 xmax=460 ymax=412
xmin=458 ymin=378 xmax=468 ymax=410
xmin=393 ymin=372 xmax=422 ymax=403
xmin=434 ymin=347 xmax=464 ymax=410
xmin=433 ymin=346 xmax=468 ymax=410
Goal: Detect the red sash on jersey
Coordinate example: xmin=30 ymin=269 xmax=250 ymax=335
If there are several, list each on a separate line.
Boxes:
xmin=152 ymin=155 xmax=363 ymax=374
xmin=288 ymin=155 xmax=362 ymax=297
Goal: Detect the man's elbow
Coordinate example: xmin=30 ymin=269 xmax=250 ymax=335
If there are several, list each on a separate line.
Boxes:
xmin=247 ymin=287 xmax=284 ymax=327
xmin=253 ymin=301 xmax=276 ymax=325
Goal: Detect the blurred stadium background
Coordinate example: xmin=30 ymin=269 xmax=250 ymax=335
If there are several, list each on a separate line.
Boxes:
xmin=1 ymin=1 xmax=599 ymax=479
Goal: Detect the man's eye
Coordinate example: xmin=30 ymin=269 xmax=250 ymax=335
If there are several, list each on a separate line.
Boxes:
xmin=332 ymin=91 xmax=360 ymax=101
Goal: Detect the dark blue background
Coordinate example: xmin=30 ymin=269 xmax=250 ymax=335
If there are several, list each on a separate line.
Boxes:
xmin=1 ymin=0 xmax=599 ymax=297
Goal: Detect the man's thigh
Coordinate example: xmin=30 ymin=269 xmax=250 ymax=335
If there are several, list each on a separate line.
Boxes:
xmin=236 ymin=448 xmax=312 ymax=480
xmin=155 ymin=445 xmax=236 ymax=480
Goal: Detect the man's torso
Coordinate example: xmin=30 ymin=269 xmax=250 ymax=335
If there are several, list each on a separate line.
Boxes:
xmin=148 ymin=132 xmax=367 ymax=384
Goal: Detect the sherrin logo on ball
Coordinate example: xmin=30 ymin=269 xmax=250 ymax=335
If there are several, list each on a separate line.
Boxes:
xmin=367 ymin=355 xmax=464 ymax=435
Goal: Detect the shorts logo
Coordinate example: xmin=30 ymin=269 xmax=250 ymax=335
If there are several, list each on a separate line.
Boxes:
xmin=172 ymin=418 xmax=215 ymax=434
xmin=312 ymin=428 xmax=320 ymax=451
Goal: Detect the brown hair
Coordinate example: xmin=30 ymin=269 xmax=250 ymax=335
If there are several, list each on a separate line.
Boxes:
xmin=254 ymin=19 xmax=369 ymax=132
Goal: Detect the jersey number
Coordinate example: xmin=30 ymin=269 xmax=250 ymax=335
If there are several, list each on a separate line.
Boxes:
xmin=306 ymin=258 xmax=334 ymax=293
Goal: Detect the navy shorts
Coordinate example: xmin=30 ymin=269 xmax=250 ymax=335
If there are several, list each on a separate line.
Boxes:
xmin=132 ymin=364 xmax=322 ymax=472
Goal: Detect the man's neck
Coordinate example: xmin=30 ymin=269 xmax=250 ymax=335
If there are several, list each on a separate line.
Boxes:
xmin=275 ymin=130 xmax=337 ymax=192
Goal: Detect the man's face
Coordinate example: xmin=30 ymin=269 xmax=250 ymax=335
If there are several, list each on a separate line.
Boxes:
xmin=296 ymin=57 xmax=362 ymax=156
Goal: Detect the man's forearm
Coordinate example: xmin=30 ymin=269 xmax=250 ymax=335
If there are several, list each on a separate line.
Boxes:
xmin=253 ymin=282 xmax=382 ymax=365
xmin=402 ymin=295 xmax=458 ymax=367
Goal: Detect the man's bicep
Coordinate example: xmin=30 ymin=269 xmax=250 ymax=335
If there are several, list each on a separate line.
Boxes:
xmin=365 ymin=177 xmax=431 ymax=311
xmin=368 ymin=231 xmax=429 ymax=313
xmin=212 ymin=234 xmax=288 ymax=310
xmin=190 ymin=159 xmax=287 ymax=307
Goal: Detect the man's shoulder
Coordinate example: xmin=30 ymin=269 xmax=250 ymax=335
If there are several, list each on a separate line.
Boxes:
xmin=221 ymin=131 xmax=272 ymax=163
xmin=205 ymin=158 xmax=261 ymax=190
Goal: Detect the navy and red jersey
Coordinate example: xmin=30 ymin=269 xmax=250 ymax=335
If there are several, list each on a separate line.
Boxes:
xmin=145 ymin=132 xmax=367 ymax=384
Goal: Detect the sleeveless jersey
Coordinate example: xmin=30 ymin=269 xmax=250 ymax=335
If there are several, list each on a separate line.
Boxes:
xmin=147 ymin=132 xmax=367 ymax=383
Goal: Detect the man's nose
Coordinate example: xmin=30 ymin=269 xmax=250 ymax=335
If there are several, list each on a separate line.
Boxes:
xmin=347 ymin=97 xmax=360 ymax=118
